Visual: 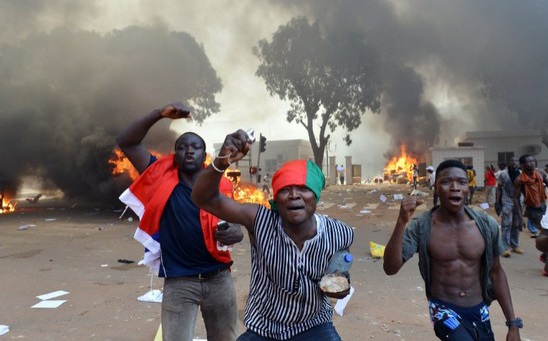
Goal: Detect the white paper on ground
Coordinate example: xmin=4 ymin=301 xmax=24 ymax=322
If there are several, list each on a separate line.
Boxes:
xmin=393 ymin=194 xmax=404 ymax=200
xmin=479 ymin=203 xmax=489 ymax=209
xmin=18 ymin=224 xmax=37 ymax=230
xmin=0 ymin=325 xmax=9 ymax=336
xmin=31 ymin=300 xmax=67 ymax=308
xmin=138 ymin=289 xmax=163 ymax=303
xmin=379 ymin=194 xmax=387 ymax=203
xmin=334 ymin=286 xmax=355 ymax=316
xmin=36 ymin=290 xmax=69 ymax=300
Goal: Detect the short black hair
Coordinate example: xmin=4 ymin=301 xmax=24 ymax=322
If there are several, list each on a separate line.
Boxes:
xmin=519 ymin=154 xmax=534 ymax=164
xmin=174 ymin=132 xmax=206 ymax=151
xmin=435 ymin=159 xmax=467 ymax=183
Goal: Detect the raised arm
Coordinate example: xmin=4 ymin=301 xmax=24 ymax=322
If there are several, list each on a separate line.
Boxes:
xmin=116 ymin=103 xmax=190 ymax=173
xmin=192 ymin=129 xmax=259 ymax=232
xmin=383 ymin=195 xmax=423 ymax=275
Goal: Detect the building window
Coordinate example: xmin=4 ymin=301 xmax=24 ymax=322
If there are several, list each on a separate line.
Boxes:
xmin=498 ymin=152 xmax=514 ymax=165
xmin=265 ymin=159 xmax=277 ymax=173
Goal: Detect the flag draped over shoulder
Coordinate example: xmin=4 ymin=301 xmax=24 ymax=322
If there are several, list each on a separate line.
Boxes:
xmin=119 ymin=154 xmax=233 ymax=273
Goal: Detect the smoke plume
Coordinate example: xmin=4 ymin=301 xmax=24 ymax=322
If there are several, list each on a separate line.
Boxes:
xmin=0 ymin=24 xmax=221 ymax=206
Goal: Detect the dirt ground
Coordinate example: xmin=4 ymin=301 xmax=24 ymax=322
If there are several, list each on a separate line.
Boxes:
xmin=0 ymin=183 xmax=545 ymax=341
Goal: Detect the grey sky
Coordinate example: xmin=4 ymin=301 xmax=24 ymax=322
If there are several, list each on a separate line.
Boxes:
xmin=1 ymin=0 xmax=546 ymax=203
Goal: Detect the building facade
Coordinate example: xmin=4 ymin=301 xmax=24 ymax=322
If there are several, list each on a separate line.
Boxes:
xmin=428 ymin=130 xmax=548 ymax=188
xmin=214 ymin=139 xmax=315 ymax=184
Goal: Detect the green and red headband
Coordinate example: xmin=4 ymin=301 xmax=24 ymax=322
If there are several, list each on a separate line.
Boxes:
xmin=269 ymin=159 xmax=325 ymax=209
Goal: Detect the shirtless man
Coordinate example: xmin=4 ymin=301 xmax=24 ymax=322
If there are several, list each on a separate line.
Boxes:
xmin=384 ymin=159 xmax=520 ymax=340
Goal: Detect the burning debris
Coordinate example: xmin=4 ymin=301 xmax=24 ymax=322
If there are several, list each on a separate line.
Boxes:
xmin=0 ymin=180 xmax=16 ymax=214
xmin=109 ymin=150 xmax=270 ymax=208
xmin=383 ymin=145 xmax=419 ymax=184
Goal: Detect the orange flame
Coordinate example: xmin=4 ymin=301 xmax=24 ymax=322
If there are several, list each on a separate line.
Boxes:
xmin=109 ymin=149 xmax=164 ymax=181
xmin=1 ymin=197 xmax=16 ymax=214
xmin=384 ymin=145 xmax=418 ymax=182
xmin=110 ymin=148 xmax=269 ymax=207
xmin=233 ymin=182 xmax=270 ymax=207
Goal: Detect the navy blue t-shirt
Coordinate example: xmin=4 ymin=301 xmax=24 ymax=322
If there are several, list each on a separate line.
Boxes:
xmin=147 ymin=155 xmax=224 ymax=278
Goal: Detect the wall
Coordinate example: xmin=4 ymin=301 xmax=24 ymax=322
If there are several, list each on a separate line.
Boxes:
xmin=430 ymin=146 xmax=485 ymax=187
xmin=462 ymin=130 xmax=548 ymax=170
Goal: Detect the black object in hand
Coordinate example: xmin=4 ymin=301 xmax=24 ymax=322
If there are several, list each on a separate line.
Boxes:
xmin=217 ymin=220 xmax=230 ymax=231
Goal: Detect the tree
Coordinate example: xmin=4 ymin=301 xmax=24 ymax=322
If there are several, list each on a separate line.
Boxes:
xmin=253 ymin=17 xmax=382 ymax=168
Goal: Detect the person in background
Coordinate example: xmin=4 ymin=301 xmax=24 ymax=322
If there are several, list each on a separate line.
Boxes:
xmin=192 ymin=129 xmax=354 ymax=340
xmin=484 ymin=165 xmax=497 ymax=206
xmin=336 ymin=164 xmax=345 ymax=185
xmin=495 ymin=162 xmax=506 ymax=181
xmin=117 ymin=102 xmax=242 ymax=341
xmin=384 ymin=159 xmax=521 ymax=341
xmin=496 ymin=156 xmax=524 ymax=257
xmin=411 ymin=164 xmax=419 ymax=189
xmin=427 ymin=166 xmax=438 ymax=206
xmin=466 ymin=165 xmax=477 ymax=205
xmin=514 ymin=154 xmax=548 ymax=276
xmin=262 ymin=173 xmax=271 ymax=198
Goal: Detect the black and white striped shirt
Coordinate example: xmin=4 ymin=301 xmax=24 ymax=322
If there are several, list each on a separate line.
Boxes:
xmin=243 ymin=206 xmax=354 ymax=340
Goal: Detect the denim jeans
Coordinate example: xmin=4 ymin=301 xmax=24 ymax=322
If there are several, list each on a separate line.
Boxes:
xmin=237 ymin=323 xmax=341 ymax=341
xmin=500 ymin=207 xmax=521 ymax=249
xmin=161 ymin=269 xmax=238 ymax=341
xmin=527 ymin=219 xmax=539 ymax=234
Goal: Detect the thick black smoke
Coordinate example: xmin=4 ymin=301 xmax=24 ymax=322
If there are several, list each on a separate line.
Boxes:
xmin=0 ymin=26 xmax=221 ymax=206
xmin=268 ymin=0 xmax=548 ymax=159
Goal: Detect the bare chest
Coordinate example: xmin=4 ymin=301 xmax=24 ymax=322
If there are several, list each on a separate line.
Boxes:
xmin=428 ymin=221 xmax=485 ymax=262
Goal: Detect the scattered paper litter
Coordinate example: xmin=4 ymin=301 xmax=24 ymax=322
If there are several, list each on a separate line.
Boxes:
xmin=36 ymin=290 xmax=69 ymax=300
xmin=18 ymin=224 xmax=37 ymax=230
xmin=362 ymin=203 xmax=378 ymax=210
xmin=0 ymin=325 xmax=9 ymax=336
xmin=138 ymin=289 xmax=163 ymax=303
xmin=44 ymin=218 xmax=57 ymax=221
xmin=334 ymin=286 xmax=355 ymax=316
xmin=31 ymin=300 xmax=67 ymax=309
xmin=379 ymin=194 xmax=387 ymax=203
xmin=360 ymin=210 xmax=371 ymax=214
xmin=479 ymin=203 xmax=490 ymax=209
xmin=393 ymin=194 xmax=404 ymax=200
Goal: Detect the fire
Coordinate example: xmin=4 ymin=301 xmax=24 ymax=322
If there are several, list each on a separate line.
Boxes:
xmin=384 ymin=145 xmax=418 ymax=183
xmin=1 ymin=197 xmax=16 ymax=214
xmin=110 ymin=149 xmax=269 ymax=207
xmin=109 ymin=149 xmax=164 ymax=181
xmin=109 ymin=149 xmax=140 ymax=180
xmin=233 ymin=182 xmax=270 ymax=207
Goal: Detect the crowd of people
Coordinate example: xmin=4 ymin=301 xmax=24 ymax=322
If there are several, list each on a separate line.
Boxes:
xmin=116 ymin=102 xmax=546 ymax=341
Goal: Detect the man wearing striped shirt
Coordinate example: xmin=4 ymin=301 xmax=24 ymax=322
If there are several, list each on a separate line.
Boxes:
xmin=193 ymin=129 xmax=354 ymax=340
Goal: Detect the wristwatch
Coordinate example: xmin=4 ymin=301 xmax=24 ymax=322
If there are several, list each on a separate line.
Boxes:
xmin=505 ymin=317 xmax=523 ymax=329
